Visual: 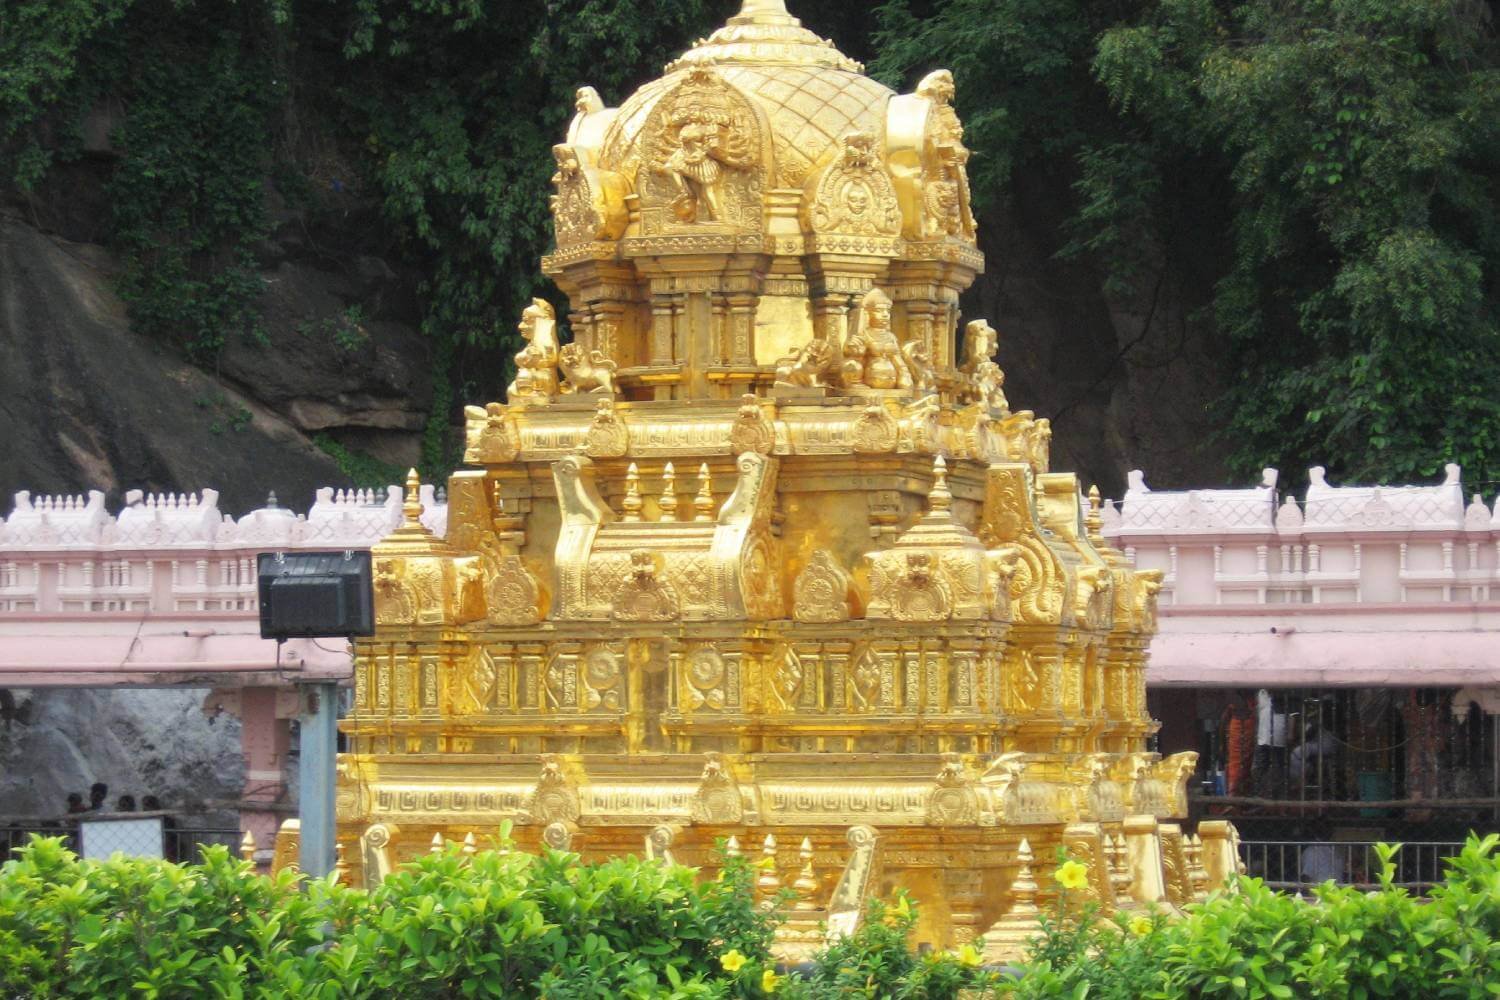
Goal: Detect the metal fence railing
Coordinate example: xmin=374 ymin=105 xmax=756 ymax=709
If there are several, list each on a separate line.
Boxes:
xmin=2 ymin=820 xmax=241 ymax=864
xmin=1239 ymin=839 xmax=1466 ymax=896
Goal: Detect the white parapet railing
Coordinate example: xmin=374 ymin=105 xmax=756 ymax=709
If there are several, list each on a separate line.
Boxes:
xmin=0 ymin=485 xmax=447 ymax=615
xmin=0 ymin=485 xmax=447 ymax=687
xmin=1103 ymin=465 xmax=1500 ymax=687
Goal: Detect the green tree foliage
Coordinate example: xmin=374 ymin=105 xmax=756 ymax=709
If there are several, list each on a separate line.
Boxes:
xmin=0 ymin=0 xmax=716 ymax=474
xmin=4 ymin=0 xmax=1498 ymax=486
xmin=873 ymin=0 xmax=1500 ymax=487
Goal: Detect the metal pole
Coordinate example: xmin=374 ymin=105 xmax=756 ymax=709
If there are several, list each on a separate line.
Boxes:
xmin=297 ymin=681 xmax=339 ymax=878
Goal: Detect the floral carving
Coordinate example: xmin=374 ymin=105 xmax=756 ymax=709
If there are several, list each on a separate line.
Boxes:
xmin=485 ymin=554 xmax=542 ymax=627
xmin=793 ymin=550 xmax=852 ymax=623
xmin=549 ymin=142 xmax=627 ymax=248
xmin=926 ymin=753 xmax=980 ymax=826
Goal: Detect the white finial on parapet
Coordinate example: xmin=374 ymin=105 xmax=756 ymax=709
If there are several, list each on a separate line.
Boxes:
xmin=1443 ymin=463 xmax=1461 ymax=486
xmin=1260 ymin=468 xmax=1278 ymax=490
xmin=1126 ymin=470 xmax=1149 ymax=495
xmin=1277 ymin=494 xmax=1304 ymax=533
xmin=1308 ymin=466 xmax=1328 ymax=489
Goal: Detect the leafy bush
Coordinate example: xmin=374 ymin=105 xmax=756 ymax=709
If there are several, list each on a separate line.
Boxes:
xmin=1001 ymin=834 xmax=1500 ymax=1000
xmin=6 ymin=833 xmax=1497 ymax=999
xmin=0 ymin=834 xmax=993 ymax=1000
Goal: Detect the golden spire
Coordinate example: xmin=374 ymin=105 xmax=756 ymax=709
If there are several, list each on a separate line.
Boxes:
xmin=374 ymin=466 xmax=448 ymax=556
xmin=623 ymin=463 xmax=643 ymax=522
xmin=929 ymin=455 xmax=952 ymax=514
xmin=1086 ymin=484 xmax=1103 ymax=543
xmin=1010 ymin=838 xmax=1039 ymax=915
xmin=694 ymin=463 xmax=715 ymax=522
xmin=791 ymin=837 xmax=819 ymax=908
xmin=403 ymin=468 xmax=423 ymax=526
xmin=730 ymin=0 xmax=797 ymax=24
xmin=659 ymin=462 xmax=679 ymax=521
xmin=757 ymin=834 xmax=783 ymax=904
xmin=669 ymin=0 xmax=862 ymax=72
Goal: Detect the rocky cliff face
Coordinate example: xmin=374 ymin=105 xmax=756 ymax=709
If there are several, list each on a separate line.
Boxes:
xmin=0 ymin=688 xmax=243 ymax=819
xmin=0 ymin=212 xmax=431 ymax=516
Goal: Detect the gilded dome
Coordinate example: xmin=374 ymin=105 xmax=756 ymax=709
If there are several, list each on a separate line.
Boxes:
xmin=597 ymin=2 xmax=892 ymax=189
xmin=543 ymin=0 xmax=982 ymax=399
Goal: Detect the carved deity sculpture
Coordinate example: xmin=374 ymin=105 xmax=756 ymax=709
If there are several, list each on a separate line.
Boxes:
xmin=916 ymin=70 xmax=976 ymax=241
xmin=559 ymin=342 xmax=618 ymax=395
xmin=963 ymin=319 xmax=1008 ymax=413
xmin=773 ymin=339 xmax=838 ymax=388
xmin=808 ymin=131 xmax=901 ymax=236
xmin=902 ymin=339 xmax=936 ymax=397
xmin=506 ymin=298 xmax=559 ymax=402
xmin=652 ymin=70 xmax=757 ymax=224
xmin=841 ymin=288 xmax=913 ymax=391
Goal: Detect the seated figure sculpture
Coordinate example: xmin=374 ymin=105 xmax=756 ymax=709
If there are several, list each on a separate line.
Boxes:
xmin=963 ymin=318 xmax=1009 ymax=414
xmin=506 ymin=298 xmax=560 ymax=402
xmin=841 ymin=288 xmax=913 ymax=391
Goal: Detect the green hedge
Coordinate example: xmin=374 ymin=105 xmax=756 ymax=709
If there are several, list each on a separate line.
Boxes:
xmin=3 ymin=834 xmax=1498 ymax=999
xmin=0 ymin=835 xmax=993 ymax=999
xmin=1010 ymin=835 xmax=1500 ymax=1000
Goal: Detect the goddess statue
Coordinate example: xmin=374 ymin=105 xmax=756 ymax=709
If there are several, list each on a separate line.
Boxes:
xmin=506 ymin=298 xmax=560 ymax=401
xmin=841 ymin=288 xmax=913 ymax=391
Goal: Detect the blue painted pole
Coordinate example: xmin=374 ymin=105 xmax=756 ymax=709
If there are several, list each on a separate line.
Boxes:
xmin=298 ymin=681 xmax=339 ymax=878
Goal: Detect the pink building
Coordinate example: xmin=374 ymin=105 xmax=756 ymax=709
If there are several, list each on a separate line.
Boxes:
xmin=1104 ymin=465 xmax=1500 ymax=890
xmin=0 ymin=485 xmax=447 ymax=860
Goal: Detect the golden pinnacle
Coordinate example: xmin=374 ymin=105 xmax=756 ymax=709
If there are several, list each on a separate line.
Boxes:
xmin=659 ymin=462 xmax=679 ymax=521
xmin=929 ymin=454 xmax=952 ymax=513
xmin=623 ymin=462 xmax=643 ymax=522
xmin=403 ymin=467 xmax=422 ymax=525
xmin=694 ymin=463 xmax=714 ymax=521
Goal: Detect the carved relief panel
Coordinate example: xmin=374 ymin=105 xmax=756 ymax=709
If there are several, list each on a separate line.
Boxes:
xmin=637 ymin=69 xmax=767 ymax=235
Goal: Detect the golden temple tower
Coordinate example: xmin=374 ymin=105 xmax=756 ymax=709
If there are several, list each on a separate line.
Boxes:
xmin=337 ymin=0 xmax=1236 ymax=956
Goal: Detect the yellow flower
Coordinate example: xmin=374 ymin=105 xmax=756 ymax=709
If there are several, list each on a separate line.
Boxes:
xmin=761 ymin=968 xmax=781 ymax=994
xmin=1128 ymin=913 xmax=1153 ymax=937
xmin=1054 ymin=860 xmax=1089 ymax=891
xmin=720 ymin=950 xmax=747 ymax=973
xmin=883 ymin=894 xmax=913 ymax=925
xmin=955 ymin=943 xmax=983 ymax=967
xmin=756 ymin=856 xmax=777 ymax=870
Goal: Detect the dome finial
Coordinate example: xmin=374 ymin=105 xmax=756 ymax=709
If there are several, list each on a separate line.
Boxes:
xmin=732 ymin=0 xmax=797 ymax=25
